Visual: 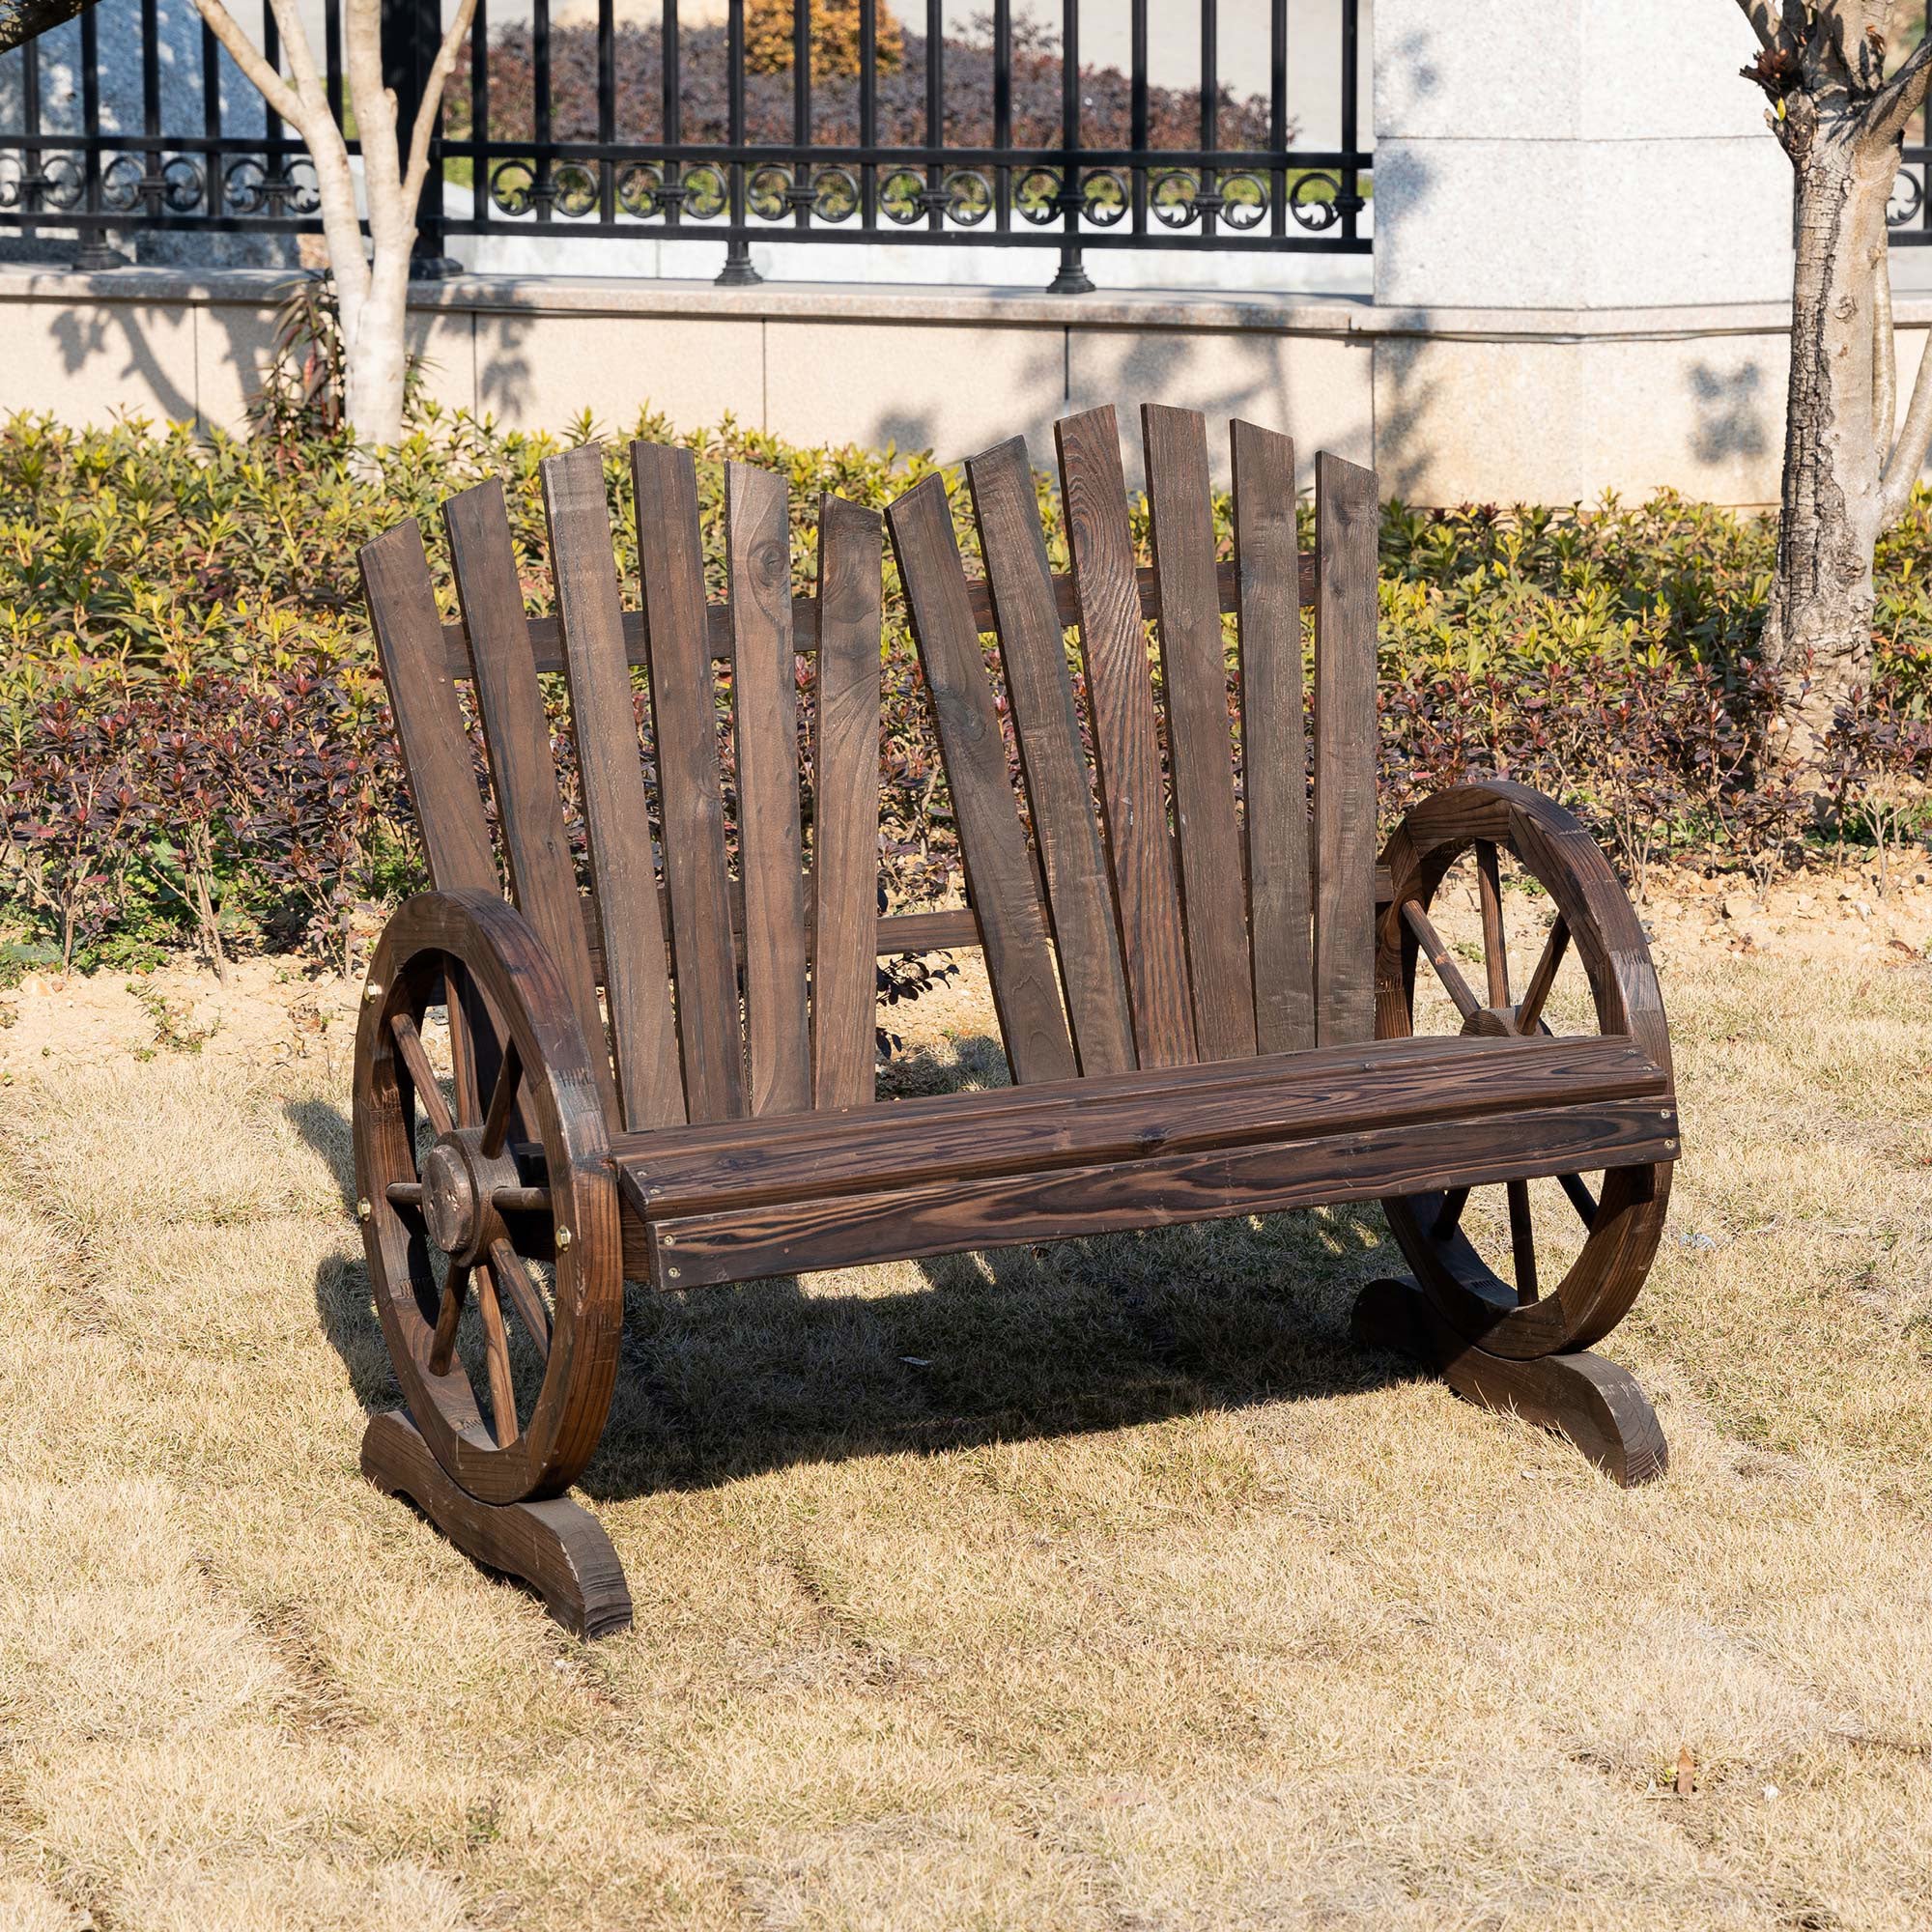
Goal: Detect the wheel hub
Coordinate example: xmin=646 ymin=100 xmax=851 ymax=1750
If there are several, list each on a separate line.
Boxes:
xmin=419 ymin=1130 xmax=515 ymax=1264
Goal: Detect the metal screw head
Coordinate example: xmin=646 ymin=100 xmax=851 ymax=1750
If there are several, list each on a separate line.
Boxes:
xmin=554 ymin=1225 xmax=573 ymax=1250
xmin=363 ymin=980 xmax=382 ymax=1002
xmin=1664 ymin=1139 xmax=1679 ymax=1152
xmin=355 ymin=1197 xmax=372 ymax=1221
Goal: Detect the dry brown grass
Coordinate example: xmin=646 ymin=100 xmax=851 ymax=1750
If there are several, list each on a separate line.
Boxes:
xmin=3 ymin=871 xmax=1932 ymax=1930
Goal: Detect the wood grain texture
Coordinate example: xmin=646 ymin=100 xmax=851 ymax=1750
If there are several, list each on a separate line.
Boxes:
xmin=810 ymin=494 xmax=885 ymax=1110
xmin=1351 ymin=1277 xmax=1667 ymax=1487
xmin=361 ymin=1409 xmax=634 ymax=1636
xmin=726 ymin=462 xmax=811 ymax=1118
xmin=617 ymin=1031 xmax=1668 ymax=1219
xmin=1055 ymin=405 xmax=1195 ymax=1068
xmin=1231 ymin=419 xmax=1314 ymax=1055
xmin=361 ymin=520 xmax=499 ymax=897
xmin=362 ymin=519 xmax=507 ymax=1126
xmin=966 ymin=435 xmax=1135 ymax=1078
xmin=1142 ymin=404 xmax=1256 ymax=1063
xmin=433 ymin=556 xmax=1324 ymax=678
xmin=539 ymin=444 xmax=685 ymax=1131
xmin=441 ymin=479 xmax=620 ymax=1123
xmin=632 ymin=440 xmax=747 ymax=1122
xmin=886 ymin=473 xmax=1076 ymax=1085
xmin=644 ymin=1098 xmax=1679 ymax=1289
xmin=1312 ymin=450 xmax=1379 ymax=1047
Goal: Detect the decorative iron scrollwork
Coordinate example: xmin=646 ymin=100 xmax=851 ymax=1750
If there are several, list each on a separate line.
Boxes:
xmin=1890 ymin=164 xmax=1925 ymax=230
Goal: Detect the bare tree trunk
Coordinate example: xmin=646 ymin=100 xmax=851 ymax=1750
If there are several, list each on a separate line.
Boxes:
xmin=1762 ymin=116 xmax=1895 ymax=758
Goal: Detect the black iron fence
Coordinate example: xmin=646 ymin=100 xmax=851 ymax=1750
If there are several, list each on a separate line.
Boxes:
xmin=0 ymin=0 xmax=1371 ymax=290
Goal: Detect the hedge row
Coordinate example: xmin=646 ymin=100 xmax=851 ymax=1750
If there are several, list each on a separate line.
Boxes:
xmin=2 ymin=407 xmax=1929 ymax=975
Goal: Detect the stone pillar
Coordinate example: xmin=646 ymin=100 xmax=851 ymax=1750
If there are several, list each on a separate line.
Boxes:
xmin=1370 ymin=0 xmax=1795 ymax=503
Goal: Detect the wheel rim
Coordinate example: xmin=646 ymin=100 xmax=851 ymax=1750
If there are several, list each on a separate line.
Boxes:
xmin=1376 ymin=784 xmax=1674 ymax=1359
xmin=353 ymin=894 xmax=621 ymax=1504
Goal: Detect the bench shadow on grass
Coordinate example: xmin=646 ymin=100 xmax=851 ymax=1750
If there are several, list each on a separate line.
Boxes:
xmin=289 ymin=1037 xmax=1420 ymax=1504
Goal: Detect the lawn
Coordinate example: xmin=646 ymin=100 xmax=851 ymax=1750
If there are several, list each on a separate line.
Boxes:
xmin=2 ymin=865 xmax=1931 ymax=1930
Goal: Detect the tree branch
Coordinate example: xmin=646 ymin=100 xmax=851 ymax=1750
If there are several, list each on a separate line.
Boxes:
xmin=401 ymin=0 xmax=480 ymax=213
xmin=1879 ymin=320 xmax=1932 ymax=522
xmin=1863 ymin=32 xmax=1932 ymax=148
xmin=1875 ymin=235 xmax=1897 ymax=448
xmin=1736 ymin=0 xmax=1802 ymax=52
xmin=191 ymin=0 xmax=309 ymax=129
xmin=0 ymin=0 xmax=94 ymax=55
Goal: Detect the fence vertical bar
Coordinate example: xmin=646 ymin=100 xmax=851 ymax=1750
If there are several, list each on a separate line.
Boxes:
xmin=1268 ymin=0 xmax=1285 ymax=238
xmin=993 ymin=0 xmax=1010 ymax=236
xmin=471 ymin=0 xmax=489 ymax=229
xmin=1130 ymin=0 xmax=1146 ymax=239
xmin=382 ymin=0 xmax=456 ymax=271
xmin=533 ymin=0 xmax=554 ymax=221
xmin=718 ymin=0 xmax=760 ymax=281
xmin=326 ymin=0 xmax=343 ymax=130
xmin=20 ymin=20 xmax=42 ymax=242
xmin=663 ymin=0 xmax=681 ymax=231
xmin=792 ymin=0 xmax=811 ymax=228
xmin=859 ymin=0 xmax=876 ymax=234
xmin=1199 ymin=0 xmax=1217 ymax=241
xmin=598 ymin=0 xmax=615 ymax=225
xmin=75 ymin=1 xmax=120 ymax=267
xmin=141 ymin=0 xmax=161 ymax=233
xmin=924 ymin=0 xmax=943 ymax=232
xmin=1340 ymin=0 xmax=1361 ymax=243
xmin=1049 ymin=0 xmax=1092 ymax=292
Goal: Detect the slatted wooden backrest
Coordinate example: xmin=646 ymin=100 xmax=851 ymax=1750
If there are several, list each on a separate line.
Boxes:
xmin=358 ymin=441 xmax=888 ymax=1134
xmin=886 ymin=404 xmax=1378 ymax=1084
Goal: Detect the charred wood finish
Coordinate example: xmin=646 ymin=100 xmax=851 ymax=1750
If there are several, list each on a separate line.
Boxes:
xmin=354 ymin=408 xmax=1679 ymax=1629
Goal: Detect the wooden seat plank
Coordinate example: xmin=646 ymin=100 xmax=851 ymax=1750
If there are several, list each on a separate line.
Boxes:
xmin=632 ymin=440 xmax=747 ymax=1122
xmin=810 ymin=494 xmax=885 ymax=1109
xmin=726 ymin=462 xmax=812 ymax=1118
xmin=886 ymin=474 xmax=1077 ymax=1085
xmin=966 ymin=436 xmax=1136 ymax=1078
xmin=442 ymin=479 xmax=620 ymax=1123
xmin=1231 ymin=420 xmax=1315 ymax=1055
xmin=540 ymin=444 xmax=686 ymax=1131
xmin=641 ymin=1096 xmax=1679 ymax=1289
xmin=1142 ymin=404 xmax=1258 ymax=1063
xmin=617 ymin=1031 xmax=1667 ymax=1220
xmin=1055 ymin=406 xmax=1196 ymax=1068
xmin=1312 ymin=451 xmax=1379 ymax=1047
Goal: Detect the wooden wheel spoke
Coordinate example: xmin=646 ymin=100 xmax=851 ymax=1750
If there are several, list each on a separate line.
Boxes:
xmin=1431 ymin=1187 xmax=1470 ymax=1240
xmin=475 ymin=1263 xmax=520 ymax=1447
xmin=427 ymin=1261 xmax=470 ymax=1378
xmin=1515 ymin=917 xmax=1571 ymax=1037
xmin=1559 ymin=1170 xmax=1599 ymax=1231
xmin=390 ymin=1010 xmax=455 ymax=1138
xmin=1475 ymin=840 xmax=1510 ymax=1008
xmin=1506 ymin=1179 xmax=1539 ymax=1305
xmin=489 ymin=1236 xmax=553 ymax=1360
xmin=480 ymin=1037 xmax=524 ymax=1159
xmin=492 ymin=1185 xmax=553 ymax=1217
xmin=1401 ymin=900 xmax=1482 ymax=1022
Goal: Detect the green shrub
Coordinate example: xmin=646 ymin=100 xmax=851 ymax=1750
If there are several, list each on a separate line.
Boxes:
xmin=2 ymin=407 xmax=1929 ymax=973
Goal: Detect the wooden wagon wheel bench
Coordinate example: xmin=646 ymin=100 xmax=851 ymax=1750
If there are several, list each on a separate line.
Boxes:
xmin=352 ymin=405 xmax=1678 ymax=1638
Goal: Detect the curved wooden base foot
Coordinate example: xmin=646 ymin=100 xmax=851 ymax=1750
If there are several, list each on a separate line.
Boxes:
xmin=1352 ymin=1276 xmax=1667 ymax=1487
xmin=360 ymin=1409 xmax=633 ymax=1638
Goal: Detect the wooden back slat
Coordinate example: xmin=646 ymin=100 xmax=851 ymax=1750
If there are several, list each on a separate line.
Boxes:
xmin=1312 ymin=451 xmax=1379 ymax=1046
xmin=726 ymin=462 xmax=812 ymax=1118
xmin=810 ymin=494 xmax=885 ymax=1110
xmin=540 ymin=443 xmax=686 ymax=1131
xmin=1142 ymin=404 xmax=1257 ymax=1065
xmin=361 ymin=518 xmax=506 ymax=1124
xmin=886 ymin=474 xmax=1077 ymax=1086
xmin=631 ymin=440 xmax=747 ymax=1123
xmin=441 ymin=479 xmax=621 ymax=1123
xmin=1055 ymin=406 xmax=1196 ymax=1069
xmin=966 ymin=436 xmax=1136 ymax=1079
xmin=362 ymin=521 xmax=500 ymax=898
xmin=1231 ymin=419 xmax=1315 ymax=1055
